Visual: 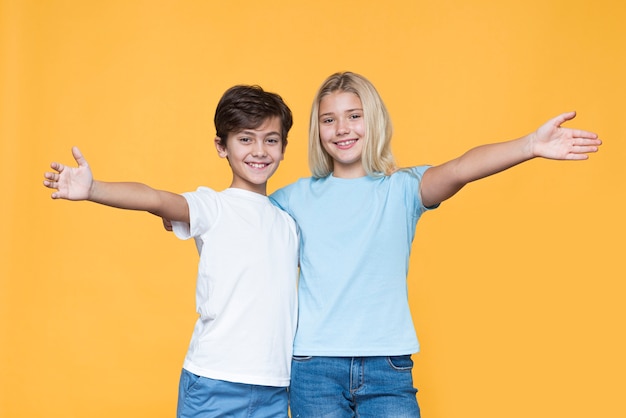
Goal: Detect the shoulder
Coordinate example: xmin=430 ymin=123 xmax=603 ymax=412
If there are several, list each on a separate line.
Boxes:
xmin=385 ymin=166 xmax=432 ymax=188
xmin=270 ymin=177 xmax=315 ymax=199
xmin=182 ymin=187 xmax=238 ymax=216
xmin=183 ymin=186 xmax=217 ymax=198
xmin=274 ymin=177 xmax=316 ymax=192
xmin=391 ymin=165 xmax=431 ymax=179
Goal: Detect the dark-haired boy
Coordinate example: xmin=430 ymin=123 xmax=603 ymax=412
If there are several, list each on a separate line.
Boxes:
xmin=43 ymin=85 xmax=299 ymax=417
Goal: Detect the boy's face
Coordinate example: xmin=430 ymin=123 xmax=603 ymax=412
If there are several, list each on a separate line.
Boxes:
xmin=215 ymin=116 xmax=285 ymax=195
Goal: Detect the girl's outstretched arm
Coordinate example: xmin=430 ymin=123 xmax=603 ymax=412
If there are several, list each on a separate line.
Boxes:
xmin=43 ymin=146 xmax=190 ymax=223
xmin=420 ymin=112 xmax=601 ymax=208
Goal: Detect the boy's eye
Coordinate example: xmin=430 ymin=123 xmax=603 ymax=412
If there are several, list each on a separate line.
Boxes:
xmin=239 ymin=137 xmax=251 ymax=143
xmin=266 ymin=138 xmax=280 ymax=144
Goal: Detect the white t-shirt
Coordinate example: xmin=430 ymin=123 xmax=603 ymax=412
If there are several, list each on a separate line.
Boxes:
xmin=172 ymin=187 xmax=299 ymax=387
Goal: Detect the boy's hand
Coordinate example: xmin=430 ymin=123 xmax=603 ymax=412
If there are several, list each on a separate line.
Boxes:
xmin=43 ymin=146 xmax=93 ymax=200
xmin=530 ymin=111 xmax=601 ymax=160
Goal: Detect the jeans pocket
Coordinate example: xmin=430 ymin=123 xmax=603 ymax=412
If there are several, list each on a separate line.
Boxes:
xmin=182 ymin=369 xmax=202 ymax=393
xmin=387 ymin=355 xmax=414 ymax=371
xmin=292 ymin=355 xmax=313 ymax=362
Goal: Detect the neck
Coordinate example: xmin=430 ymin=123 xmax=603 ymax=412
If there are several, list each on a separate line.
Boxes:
xmin=332 ymin=164 xmax=367 ymax=179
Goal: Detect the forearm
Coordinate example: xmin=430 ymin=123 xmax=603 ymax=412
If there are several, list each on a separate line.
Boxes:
xmin=453 ymin=134 xmax=535 ymax=184
xmin=88 ymin=181 xmax=188 ymax=221
xmin=421 ymin=134 xmax=535 ymax=207
xmin=88 ymin=181 xmax=158 ymax=210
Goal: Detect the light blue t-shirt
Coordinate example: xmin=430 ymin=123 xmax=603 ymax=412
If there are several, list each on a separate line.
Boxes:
xmin=270 ymin=166 xmax=434 ymax=356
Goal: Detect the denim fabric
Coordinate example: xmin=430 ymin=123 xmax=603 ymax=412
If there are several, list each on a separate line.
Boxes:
xmin=289 ymin=356 xmax=420 ymax=418
xmin=177 ymin=369 xmax=288 ymax=418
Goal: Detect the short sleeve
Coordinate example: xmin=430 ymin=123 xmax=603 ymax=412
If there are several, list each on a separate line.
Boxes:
xmin=171 ymin=187 xmax=220 ymax=240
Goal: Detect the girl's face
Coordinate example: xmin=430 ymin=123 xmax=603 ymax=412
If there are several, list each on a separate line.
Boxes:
xmin=318 ymin=91 xmax=366 ymax=178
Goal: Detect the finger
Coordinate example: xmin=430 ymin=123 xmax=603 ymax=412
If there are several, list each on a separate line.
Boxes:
xmin=572 ymin=145 xmax=600 ymax=154
xmin=162 ymin=218 xmax=173 ymax=231
xmin=572 ymin=129 xmax=599 ymax=140
xmin=552 ymin=111 xmax=577 ymax=127
xmin=43 ymin=179 xmax=57 ymax=189
xmin=575 ymin=136 xmax=602 ymax=146
xmin=72 ymin=146 xmax=89 ymax=168
xmin=566 ymin=153 xmax=590 ymax=161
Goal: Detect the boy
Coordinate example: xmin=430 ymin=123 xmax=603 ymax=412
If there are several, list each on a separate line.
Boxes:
xmin=43 ymin=85 xmax=299 ymax=417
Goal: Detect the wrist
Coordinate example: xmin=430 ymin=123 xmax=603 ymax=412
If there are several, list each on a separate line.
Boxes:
xmin=523 ymin=133 xmax=538 ymax=159
xmin=88 ymin=180 xmax=99 ymax=201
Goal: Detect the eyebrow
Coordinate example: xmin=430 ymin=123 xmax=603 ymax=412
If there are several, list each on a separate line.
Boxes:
xmin=319 ymin=108 xmax=363 ymax=117
xmin=237 ymin=129 xmax=282 ymax=137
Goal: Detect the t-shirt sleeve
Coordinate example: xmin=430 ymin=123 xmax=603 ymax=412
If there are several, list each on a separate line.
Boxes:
xmin=406 ymin=165 xmax=440 ymax=215
xmin=171 ymin=187 xmax=219 ymax=240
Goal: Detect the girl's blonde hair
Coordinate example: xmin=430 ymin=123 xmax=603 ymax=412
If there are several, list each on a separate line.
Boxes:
xmin=309 ymin=72 xmax=397 ymax=178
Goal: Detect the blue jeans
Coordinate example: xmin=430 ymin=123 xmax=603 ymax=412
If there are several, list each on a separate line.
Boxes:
xmin=177 ymin=369 xmax=288 ymax=418
xmin=289 ymin=356 xmax=420 ymax=418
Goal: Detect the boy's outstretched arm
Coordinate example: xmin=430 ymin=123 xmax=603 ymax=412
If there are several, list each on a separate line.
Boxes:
xmin=420 ymin=112 xmax=602 ymax=208
xmin=43 ymin=146 xmax=189 ymax=223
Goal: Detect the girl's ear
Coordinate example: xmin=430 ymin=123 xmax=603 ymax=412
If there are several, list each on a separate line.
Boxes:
xmin=215 ymin=136 xmax=228 ymax=158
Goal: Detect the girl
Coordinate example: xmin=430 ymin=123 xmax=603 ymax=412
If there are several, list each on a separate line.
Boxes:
xmin=269 ymin=71 xmax=601 ymax=417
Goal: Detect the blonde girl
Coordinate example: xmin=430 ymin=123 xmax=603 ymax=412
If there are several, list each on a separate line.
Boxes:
xmin=270 ymin=71 xmax=601 ymax=417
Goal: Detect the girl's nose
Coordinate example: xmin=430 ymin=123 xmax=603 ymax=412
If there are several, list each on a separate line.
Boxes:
xmin=336 ymin=119 xmax=350 ymax=135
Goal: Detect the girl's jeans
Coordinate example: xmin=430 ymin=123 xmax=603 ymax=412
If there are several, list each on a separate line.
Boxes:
xmin=289 ymin=355 xmax=420 ymax=418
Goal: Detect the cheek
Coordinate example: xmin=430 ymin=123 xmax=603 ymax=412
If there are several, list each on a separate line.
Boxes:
xmin=319 ymin=126 xmax=334 ymax=141
xmin=320 ymin=137 xmax=334 ymax=154
xmin=355 ymin=120 xmax=366 ymax=136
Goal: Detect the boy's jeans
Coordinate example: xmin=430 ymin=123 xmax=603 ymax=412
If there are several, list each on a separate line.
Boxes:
xmin=289 ymin=355 xmax=420 ymax=418
xmin=177 ymin=369 xmax=288 ymax=418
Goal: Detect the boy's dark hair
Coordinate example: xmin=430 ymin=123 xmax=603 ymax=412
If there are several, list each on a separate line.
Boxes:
xmin=214 ymin=85 xmax=293 ymax=151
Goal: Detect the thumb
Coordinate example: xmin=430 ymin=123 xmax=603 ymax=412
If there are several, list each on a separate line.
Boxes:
xmin=552 ymin=111 xmax=576 ymax=127
xmin=71 ymin=146 xmax=89 ymax=168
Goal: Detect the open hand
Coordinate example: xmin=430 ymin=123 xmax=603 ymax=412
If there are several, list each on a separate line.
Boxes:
xmin=531 ymin=112 xmax=602 ymax=160
xmin=43 ymin=146 xmax=93 ymax=200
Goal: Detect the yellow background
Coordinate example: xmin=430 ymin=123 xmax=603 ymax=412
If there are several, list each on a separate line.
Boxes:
xmin=2 ymin=0 xmax=624 ymax=417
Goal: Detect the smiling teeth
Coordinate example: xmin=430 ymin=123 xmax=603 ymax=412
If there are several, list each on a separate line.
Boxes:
xmin=248 ymin=163 xmax=267 ymax=168
xmin=336 ymin=140 xmax=356 ymax=146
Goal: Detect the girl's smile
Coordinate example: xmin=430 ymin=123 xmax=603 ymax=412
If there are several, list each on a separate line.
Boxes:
xmin=334 ymin=139 xmax=358 ymax=148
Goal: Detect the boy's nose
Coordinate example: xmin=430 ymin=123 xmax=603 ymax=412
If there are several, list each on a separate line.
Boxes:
xmin=252 ymin=143 xmax=268 ymax=156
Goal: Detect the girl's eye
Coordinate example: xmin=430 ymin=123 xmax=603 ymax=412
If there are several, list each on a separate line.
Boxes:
xmin=349 ymin=114 xmax=361 ymax=120
xmin=322 ymin=118 xmax=334 ymax=124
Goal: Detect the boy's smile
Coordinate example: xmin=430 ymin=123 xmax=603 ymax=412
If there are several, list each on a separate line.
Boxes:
xmin=216 ymin=116 xmax=284 ymax=195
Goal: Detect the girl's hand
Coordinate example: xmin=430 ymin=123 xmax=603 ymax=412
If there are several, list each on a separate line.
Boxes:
xmin=43 ymin=146 xmax=93 ymax=200
xmin=530 ymin=112 xmax=601 ymax=160
xmin=162 ymin=218 xmax=173 ymax=231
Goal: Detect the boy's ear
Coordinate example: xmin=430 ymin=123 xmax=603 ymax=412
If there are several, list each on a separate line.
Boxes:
xmin=215 ymin=136 xmax=228 ymax=158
